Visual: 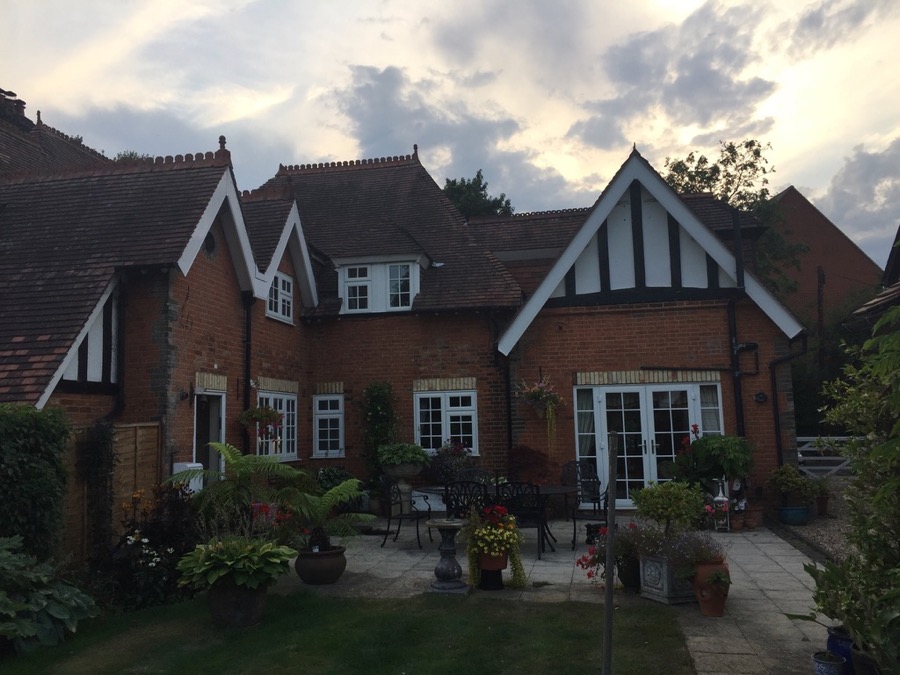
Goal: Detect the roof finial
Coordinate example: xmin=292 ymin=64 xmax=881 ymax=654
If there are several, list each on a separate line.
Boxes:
xmin=413 ymin=143 xmax=418 ymax=156
xmin=219 ymin=135 xmax=226 ymax=150
xmin=36 ymin=110 xmax=42 ymax=125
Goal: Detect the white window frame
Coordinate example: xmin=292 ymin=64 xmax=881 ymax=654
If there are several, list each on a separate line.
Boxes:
xmin=414 ymin=390 xmax=479 ymax=455
xmin=267 ymin=271 xmax=294 ymax=323
xmin=256 ymin=392 xmax=297 ymax=461
xmin=313 ymin=395 xmax=344 ymax=458
xmin=337 ymin=260 xmax=420 ymax=314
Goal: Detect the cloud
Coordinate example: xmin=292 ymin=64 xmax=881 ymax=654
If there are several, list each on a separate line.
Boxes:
xmin=817 ymin=137 xmax=900 ymax=267
xmin=783 ymin=0 xmax=900 ymax=57
xmin=331 ymin=65 xmax=593 ymax=211
xmin=568 ymin=1 xmax=775 ymax=148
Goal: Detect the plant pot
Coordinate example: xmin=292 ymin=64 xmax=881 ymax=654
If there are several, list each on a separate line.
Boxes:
xmin=850 ymin=644 xmax=882 ymax=675
xmin=744 ymin=505 xmax=764 ymax=530
xmin=812 ymin=651 xmax=847 ymax=675
xmin=639 ymin=555 xmax=696 ymax=605
xmin=730 ymin=512 xmax=745 ymax=532
xmin=826 ymin=626 xmax=854 ymax=674
xmin=778 ymin=505 xmax=810 ymax=525
xmin=294 ymin=546 xmax=347 ymax=585
xmin=383 ymin=462 xmax=424 ymax=480
xmin=207 ymin=579 xmax=268 ymax=627
xmin=478 ymin=552 xmax=509 ymax=571
xmin=816 ymin=494 xmax=830 ymax=517
xmin=616 ymin=557 xmax=641 ymax=592
xmin=695 ymin=584 xmax=728 ymax=617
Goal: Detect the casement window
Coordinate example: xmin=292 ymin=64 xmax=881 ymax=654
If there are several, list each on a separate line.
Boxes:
xmin=256 ymin=392 xmax=297 ymax=460
xmin=339 ymin=261 xmax=418 ymax=314
xmin=267 ymin=271 xmax=294 ymax=323
xmin=415 ymin=391 xmax=478 ymax=455
xmin=345 ymin=266 xmax=371 ymax=312
xmin=313 ymin=395 xmax=344 ymax=458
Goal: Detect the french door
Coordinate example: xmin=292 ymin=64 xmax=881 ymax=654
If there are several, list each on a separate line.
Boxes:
xmin=574 ymin=384 xmax=722 ymax=508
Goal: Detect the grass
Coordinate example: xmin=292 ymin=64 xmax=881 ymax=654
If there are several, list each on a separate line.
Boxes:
xmin=3 ymin=591 xmax=695 ymax=674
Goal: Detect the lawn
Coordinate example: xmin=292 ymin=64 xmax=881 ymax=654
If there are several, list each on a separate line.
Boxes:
xmin=4 ymin=591 xmax=695 ymax=674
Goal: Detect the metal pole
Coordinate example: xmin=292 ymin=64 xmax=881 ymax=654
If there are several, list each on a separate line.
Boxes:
xmin=601 ymin=432 xmax=619 ymax=675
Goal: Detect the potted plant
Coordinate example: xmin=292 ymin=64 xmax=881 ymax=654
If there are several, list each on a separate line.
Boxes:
xmin=377 ymin=443 xmax=431 ymax=514
xmin=177 ymin=536 xmax=297 ymax=627
xmin=811 ymin=651 xmax=846 ymax=675
xmin=465 ymin=504 xmax=526 ymax=590
xmin=423 ymin=439 xmax=472 ymax=485
xmin=575 ymin=522 xmax=645 ymax=592
xmin=694 ymin=568 xmax=731 ymax=617
xmin=813 ymin=476 xmax=831 ymax=517
xmin=766 ymin=464 xmax=817 ymax=525
xmin=631 ymin=481 xmax=706 ymax=604
xmin=284 ymin=478 xmax=375 ymax=585
xmin=515 ymin=376 xmax=565 ymax=450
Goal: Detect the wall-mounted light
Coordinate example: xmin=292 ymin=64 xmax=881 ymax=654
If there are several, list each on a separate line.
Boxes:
xmin=753 ymin=392 xmax=768 ymax=403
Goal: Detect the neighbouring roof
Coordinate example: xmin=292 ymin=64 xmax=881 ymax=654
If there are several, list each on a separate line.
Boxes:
xmin=852 ymin=223 xmax=900 ymax=323
xmin=0 ymin=91 xmax=109 ymax=175
xmin=253 ymin=150 xmax=522 ymax=313
xmin=0 ymin=151 xmax=245 ymax=405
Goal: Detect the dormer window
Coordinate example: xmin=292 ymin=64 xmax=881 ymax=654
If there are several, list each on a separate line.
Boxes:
xmin=338 ymin=259 xmax=420 ymax=314
xmin=267 ymin=271 xmax=294 ymax=323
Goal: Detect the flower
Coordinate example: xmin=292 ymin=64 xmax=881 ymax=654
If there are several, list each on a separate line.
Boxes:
xmin=515 ymin=377 xmax=564 ymax=408
xmin=576 ymin=523 xmax=646 ymax=584
xmin=465 ymin=504 xmax=527 ymax=588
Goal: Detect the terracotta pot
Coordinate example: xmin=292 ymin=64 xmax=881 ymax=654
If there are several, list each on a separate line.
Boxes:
xmin=692 ymin=559 xmax=730 ymax=616
xmin=207 ymin=579 xmax=268 ymax=627
xmin=478 ymin=552 xmax=509 ymax=571
xmin=730 ymin=513 xmax=745 ymax=532
xmin=744 ymin=505 xmax=764 ymax=530
xmin=294 ymin=546 xmax=347 ymax=585
xmin=816 ymin=494 xmax=830 ymax=517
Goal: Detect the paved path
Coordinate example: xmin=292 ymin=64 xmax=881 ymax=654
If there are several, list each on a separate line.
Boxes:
xmin=274 ymin=521 xmax=827 ymax=673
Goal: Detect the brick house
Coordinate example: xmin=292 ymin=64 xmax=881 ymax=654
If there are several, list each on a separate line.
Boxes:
xmin=2 ymin=90 xmax=806 ymax=520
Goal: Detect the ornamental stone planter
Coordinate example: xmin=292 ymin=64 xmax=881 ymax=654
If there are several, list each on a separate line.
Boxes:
xmin=639 ymin=555 xmax=695 ymax=605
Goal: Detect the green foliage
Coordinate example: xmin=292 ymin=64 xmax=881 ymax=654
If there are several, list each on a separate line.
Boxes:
xmin=282 ymin=478 xmax=375 ymax=551
xmin=315 ymin=467 xmax=356 ymax=491
xmin=673 ymin=434 xmax=753 ymax=485
xmin=376 ymin=442 xmax=431 ymax=467
xmin=705 ymin=569 xmax=732 ymax=588
xmin=113 ymin=150 xmax=152 ymax=161
xmin=361 ymin=382 xmax=398 ymax=474
xmin=170 ymin=442 xmax=316 ymax=532
xmin=75 ymin=421 xmax=117 ymax=565
xmin=442 ymin=169 xmax=514 ymax=218
xmin=0 ymin=405 xmax=70 ymax=560
xmin=812 ymin=310 xmax=900 ymax=670
xmin=663 ymin=139 xmax=807 ymax=297
xmin=95 ymin=483 xmax=199 ymax=609
xmin=631 ymin=481 xmax=704 ymax=536
xmin=176 ymin=536 xmax=297 ymax=591
xmin=0 ymin=536 xmax=96 ymax=653
xmin=766 ymin=464 xmax=817 ymax=506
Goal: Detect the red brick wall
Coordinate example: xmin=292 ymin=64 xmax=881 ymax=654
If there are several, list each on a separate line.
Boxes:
xmin=304 ymin=311 xmax=509 ymax=477
xmin=45 ymin=391 xmax=117 ymax=427
xmin=508 ymin=297 xmax=793 ymax=499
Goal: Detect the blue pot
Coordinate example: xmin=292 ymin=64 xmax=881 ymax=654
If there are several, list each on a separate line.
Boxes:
xmin=826 ymin=626 xmax=854 ymax=674
xmin=777 ymin=505 xmax=810 ymax=525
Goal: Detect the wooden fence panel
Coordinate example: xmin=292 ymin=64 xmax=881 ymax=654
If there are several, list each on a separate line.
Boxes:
xmin=61 ymin=423 xmax=162 ymax=561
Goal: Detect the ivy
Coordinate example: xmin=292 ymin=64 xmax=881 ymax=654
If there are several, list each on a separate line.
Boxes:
xmin=75 ymin=420 xmax=117 ymax=565
xmin=360 ymin=382 xmax=398 ymax=474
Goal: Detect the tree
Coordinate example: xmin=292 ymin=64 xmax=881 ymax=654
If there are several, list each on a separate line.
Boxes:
xmin=442 ymin=169 xmax=514 ymax=218
xmin=663 ymin=139 xmax=806 ymax=298
xmin=114 ymin=150 xmax=152 ymax=161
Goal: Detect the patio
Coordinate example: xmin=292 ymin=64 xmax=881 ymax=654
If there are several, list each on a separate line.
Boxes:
xmin=274 ymin=519 xmax=829 ymax=675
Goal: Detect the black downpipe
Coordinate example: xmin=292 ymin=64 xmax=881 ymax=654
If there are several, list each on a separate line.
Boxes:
xmin=769 ymin=334 xmax=808 ymax=467
xmin=729 ymin=208 xmax=747 ymax=437
xmin=242 ymin=291 xmax=255 ymax=454
xmin=728 ymin=298 xmax=746 ymax=437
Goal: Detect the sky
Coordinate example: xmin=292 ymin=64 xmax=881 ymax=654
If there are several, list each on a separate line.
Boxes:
xmin=3 ymin=0 xmax=899 ymax=268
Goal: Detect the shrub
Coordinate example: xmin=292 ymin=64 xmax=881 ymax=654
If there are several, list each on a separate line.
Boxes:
xmin=631 ymin=481 xmax=704 ymax=535
xmin=0 ymin=536 xmax=96 ymax=653
xmin=377 ymin=443 xmax=431 ymax=467
xmin=423 ymin=440 xmax=471 ymax=484
xmin=766 ymin=464 xmax=817 ymax=506
xmin=95 ymin=483 xmax=199 ymax=609
xmin=0 ymin=405 xmax=70 ymax=560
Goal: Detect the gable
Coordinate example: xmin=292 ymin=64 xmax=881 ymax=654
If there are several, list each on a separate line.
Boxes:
xmin=497 ymin=150 xmax=805 ymax=356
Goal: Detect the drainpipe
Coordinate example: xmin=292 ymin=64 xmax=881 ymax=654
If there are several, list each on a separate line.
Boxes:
xmin=729 ymin=208 xmax=747 ymax=437
xmin=242 ymin=290 xmax=255 ymax=454
xmin=769 ymin=333 xmax=808 ymax=467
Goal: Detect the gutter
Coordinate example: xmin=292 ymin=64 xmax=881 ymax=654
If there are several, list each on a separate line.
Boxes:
xmin=729 ymin=207 xmax=747 ymax=437
xmin=242 ymin=290 xmax=254 ymax=454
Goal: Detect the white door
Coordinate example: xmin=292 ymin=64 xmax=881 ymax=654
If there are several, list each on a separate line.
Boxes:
xmin=575 ymin=384 xmax=722 ymax=508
